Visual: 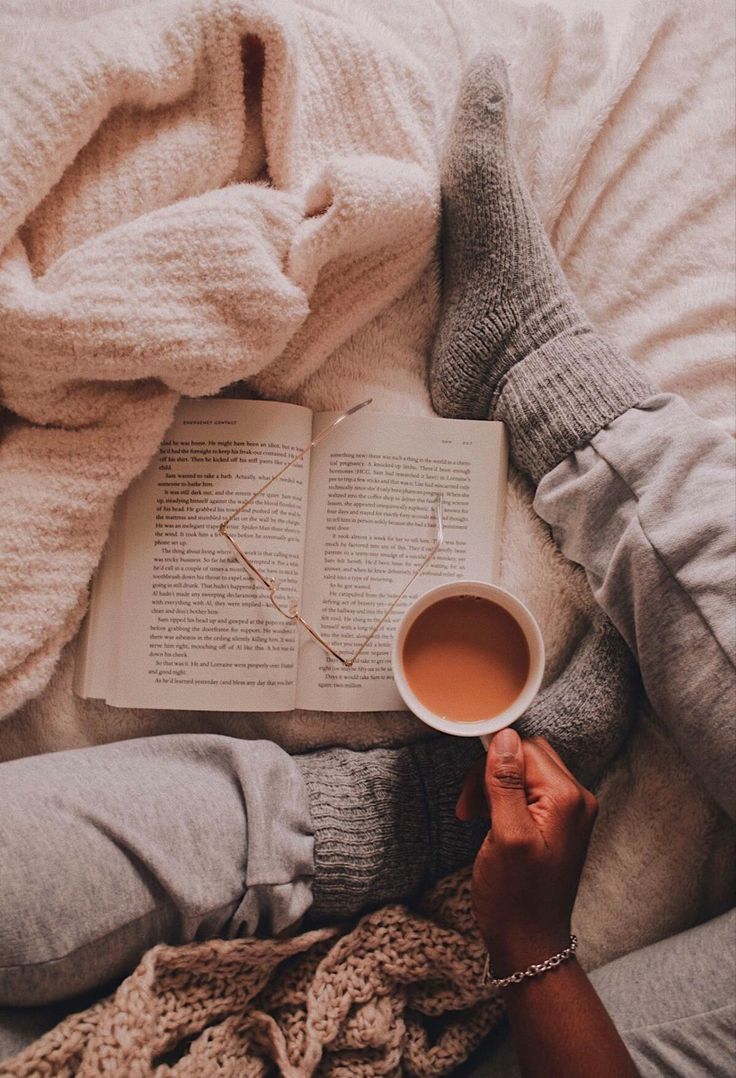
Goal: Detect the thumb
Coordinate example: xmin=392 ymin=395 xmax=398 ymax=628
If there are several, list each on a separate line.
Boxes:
xmin=485 ymin=728 xmax=533 ymax=840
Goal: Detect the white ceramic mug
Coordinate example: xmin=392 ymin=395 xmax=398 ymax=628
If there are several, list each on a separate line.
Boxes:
xmin=392 ymin=580 xmax=545 ymax=743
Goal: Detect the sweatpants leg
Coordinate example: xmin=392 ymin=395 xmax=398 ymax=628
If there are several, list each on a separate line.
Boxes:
xmin=0 ymin=734 xmax=314 ymax=1006
xmin=535 ymin=394 xmax=736 ymax=819
xmin=462 ymin=908 xmax=736 ymax=1078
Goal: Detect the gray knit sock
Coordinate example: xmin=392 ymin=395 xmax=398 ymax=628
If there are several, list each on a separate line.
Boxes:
xmin=430 ymin=53 xmax=652 ymax=482
xmin=516 ymin=605 xmax=638 ymax=787
xmin=296 ymin=736 xmax=486 ymax=924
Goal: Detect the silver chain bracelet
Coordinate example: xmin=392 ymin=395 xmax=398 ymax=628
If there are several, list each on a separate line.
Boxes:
xmin=482 ymin=934 xmax=578 ymax=990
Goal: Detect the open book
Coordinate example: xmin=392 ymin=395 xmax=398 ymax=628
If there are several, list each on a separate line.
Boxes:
xmin=75 ymin=398 xmax=507 ymax=712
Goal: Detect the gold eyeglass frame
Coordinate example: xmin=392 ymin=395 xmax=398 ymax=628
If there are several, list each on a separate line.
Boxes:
xmin=218 ymin=399 xmax=445 ymax=667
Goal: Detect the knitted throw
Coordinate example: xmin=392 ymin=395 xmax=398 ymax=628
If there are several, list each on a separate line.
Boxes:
xmin=0 ymin=0 xmax=439 ymax=719
xmin=0 ymin=871 xmax=505 ymax=1077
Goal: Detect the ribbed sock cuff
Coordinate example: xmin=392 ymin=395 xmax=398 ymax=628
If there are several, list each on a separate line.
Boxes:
xmin=493 ymin=329 xmax=654 ymax=483
xmin=409 ymin=737 xmax=487 ymax=883
xmin=297 ymin=737 xmax=485 ymax=924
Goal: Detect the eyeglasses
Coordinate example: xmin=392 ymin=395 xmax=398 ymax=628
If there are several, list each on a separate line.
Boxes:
xmin=218 ymin=399 xmax=444 ymax=667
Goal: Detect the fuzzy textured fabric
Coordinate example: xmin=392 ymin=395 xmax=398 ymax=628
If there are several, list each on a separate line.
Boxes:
xmin=430 ymin=53 xmax=653 ymax=483
xmin=1 ymin=0 xmax=735 ymax=1070
xmin=0 ymin=0 xmax=441 ymax=720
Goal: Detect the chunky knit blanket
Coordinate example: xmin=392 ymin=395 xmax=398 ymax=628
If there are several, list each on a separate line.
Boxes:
xmin=1 ymin=0 xmax=734 ymax=1072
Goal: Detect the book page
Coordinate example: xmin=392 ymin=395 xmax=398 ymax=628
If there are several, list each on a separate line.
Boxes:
xmin=295 ymin=410 xmax=507 ymax=711
xmin=92 ymin=398 xmax=313 ymax=710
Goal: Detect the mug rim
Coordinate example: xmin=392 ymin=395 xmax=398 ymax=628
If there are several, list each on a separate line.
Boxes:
xmin=391 ymin=580 xmax=545 ymax=737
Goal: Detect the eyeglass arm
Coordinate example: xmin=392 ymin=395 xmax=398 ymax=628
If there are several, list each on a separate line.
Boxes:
xmin=219 ymin=395 xmax=445 ymax=668
xmin=340 ymin=493 xmax=444 ymax=667
xmin=221 ymin=492 xmax=444 ymax=668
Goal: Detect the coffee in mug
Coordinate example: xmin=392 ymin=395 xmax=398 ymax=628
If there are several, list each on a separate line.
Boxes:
xmin=392 ymin=581 xmax=544 ymax=738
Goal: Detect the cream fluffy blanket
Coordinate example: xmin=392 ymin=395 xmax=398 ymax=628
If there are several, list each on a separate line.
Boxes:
xmin=0 ymin=0 xmax=734 ymax=989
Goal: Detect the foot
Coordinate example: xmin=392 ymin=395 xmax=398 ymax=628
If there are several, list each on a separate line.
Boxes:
xmin=430 ymin=53 xmax=588 ymax=420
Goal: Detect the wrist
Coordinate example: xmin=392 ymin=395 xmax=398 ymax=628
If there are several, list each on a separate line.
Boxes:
xmin=485 ymin=928 xmax=572 ymax=979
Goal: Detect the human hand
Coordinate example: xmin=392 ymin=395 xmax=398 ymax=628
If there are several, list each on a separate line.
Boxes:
xmin=456 ymin=728 xmax=597 ymax=977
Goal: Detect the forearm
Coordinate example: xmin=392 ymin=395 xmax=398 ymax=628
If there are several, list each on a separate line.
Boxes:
xmin=470 ymin=731 xmax=639 ymax=1078
xmin=499 ymin=957 xmax=639 ymax=1078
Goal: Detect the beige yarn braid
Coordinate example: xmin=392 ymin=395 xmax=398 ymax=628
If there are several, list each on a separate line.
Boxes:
xmin=1 ymin=870 xmax=505 ymax=1077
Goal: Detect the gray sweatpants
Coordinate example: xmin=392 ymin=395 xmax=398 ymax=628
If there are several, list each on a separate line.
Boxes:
xmin=0 ymin=736 xmax=314 ymax=1007
xmin=537 ymin=393 xmax=736 ymax=820
xmin=0 ymin=393 xmax=734 ymax=1070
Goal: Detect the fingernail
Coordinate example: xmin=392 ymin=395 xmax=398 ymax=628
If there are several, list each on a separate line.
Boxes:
xmin=491 ymin=727 xmax=520 ymax=759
